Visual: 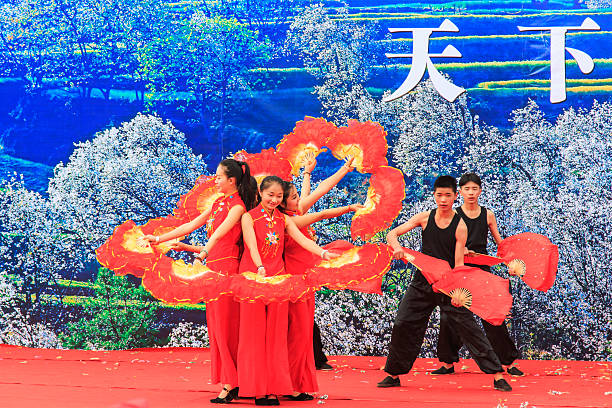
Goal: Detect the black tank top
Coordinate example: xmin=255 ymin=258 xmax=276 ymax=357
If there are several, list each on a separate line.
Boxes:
xmin=456 ymin=206 xmax=488 ymax=255
xmin=415 ymin=209 xmax=461 ymax=285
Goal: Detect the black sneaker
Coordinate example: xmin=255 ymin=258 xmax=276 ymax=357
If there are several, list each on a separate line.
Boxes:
xmin=431 ymin=365 xmax=455 ymax=375
xmin=377 ymin=375 xmax=401 ymax=388
xmin=507 ymin=366 xmax=524 ymax=376
xmin=494 ymin=378 xmax=512 ymax=392
xmin=316 ymin=362 xmax=333 ymax=371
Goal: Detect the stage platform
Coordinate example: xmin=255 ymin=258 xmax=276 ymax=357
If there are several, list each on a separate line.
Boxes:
xmin=0 ymin=345 xmax=609 ymax=408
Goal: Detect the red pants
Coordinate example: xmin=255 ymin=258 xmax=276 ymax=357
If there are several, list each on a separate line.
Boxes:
xmin=237 ymin=301 xmax=293 ymax=396
xmin=207 ymin=294 xmax=240 ymax=385
xmin=287 ymin=296 xmax=318 ymax=392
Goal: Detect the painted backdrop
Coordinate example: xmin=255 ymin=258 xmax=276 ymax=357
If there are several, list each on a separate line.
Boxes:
xmin=0 ymin=0 xmax=610 ymax=360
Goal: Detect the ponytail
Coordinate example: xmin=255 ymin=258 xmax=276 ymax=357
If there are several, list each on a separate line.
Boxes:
xmin=219 ymin=159 xmax=257 ymax=210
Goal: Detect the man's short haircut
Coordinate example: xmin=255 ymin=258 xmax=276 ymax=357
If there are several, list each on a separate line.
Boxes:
xmin=433 ymin=175 xmax=457 ymax=193
xmin=459 ymin=172 xmax=482 ymax=187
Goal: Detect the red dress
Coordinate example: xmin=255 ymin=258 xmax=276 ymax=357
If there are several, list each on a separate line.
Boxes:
xmin=237 ymin=204 xmax=293 ymax=397
xmin=284 ymin=210 xmax=318 ymax=393
xmin=205 ymin=193 xmax=245 ymax=386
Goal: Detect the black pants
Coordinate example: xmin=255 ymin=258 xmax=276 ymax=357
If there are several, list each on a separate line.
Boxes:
xmin=437 ymin=312 xmax=520 ymax=366
xmin=313 ymin=321 xmax=328 ymax=366
xmin=384 ymin=281 xmax=503 ymax=376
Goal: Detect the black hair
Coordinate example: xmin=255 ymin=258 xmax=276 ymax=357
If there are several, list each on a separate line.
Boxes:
xmin=259 ymin=176 xmax=285 ymax=195
xmin=219 ymin=159 xmax=257 ymax=210
xmin=433 ymin=175 xmax=457 ymax=193
xmin=458 ymin=172 xmax=482 ymax=187
xmin=279 ymin=181 xmax=296 ymax=212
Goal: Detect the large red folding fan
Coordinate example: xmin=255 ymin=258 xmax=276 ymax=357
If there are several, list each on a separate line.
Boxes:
xmin=142 ymin=257 xmax=229 ymax=304
xmin=230 ymin=272 xmax=311 ymax=304
xmin=433 ymin=265 xmax=513 ymax=326
xmin=306 ymin=240 xmax=393 ymax=291
xmin=234 ymin=148 xmax=293 ymax=184
xmin=326 ymin=120 xmax=388 ymax=174
xmin=464 ymin=232 xmax=559 ymax=292
xmin=400 ymin=247 xmax=452 ymax=284
xmin=351 ymin=166 xmax=405 ymax=241
xmin=96 ymin=216 xmax=184 ymax=278
xmin=276 ymin=117 xmax=337 ymax=176
xmin=173 ymin=175 xmax=221 ymax=223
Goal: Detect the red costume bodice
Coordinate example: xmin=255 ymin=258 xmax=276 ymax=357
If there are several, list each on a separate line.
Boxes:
xmin=239 ymin=204 xmax=286 ymax=276
xmin=283 ymin=210 xmax=317 ymax=275
xmin=206 ymin=193 xmax=246 ymax=273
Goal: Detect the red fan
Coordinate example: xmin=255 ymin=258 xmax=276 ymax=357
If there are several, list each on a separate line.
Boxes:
xmin=351 ymin=166 xmax=405 ymax=241
xmin=173 ymin=175 xmax=222 ymax=222
xmin=96 ymin=218 xmax=175 ymax=278
xmin=342 ymin=276 xmax=383 ymax=295
xmin=464 ymin=233 xmax=559 ymax=292
xmin=497 ymin=232 xmax=559 ymax=292
xmin=327 ymin=120 xmax=388 ymax=174
xmin=400 ymin=247 xmax=452 ymax=284
xmin=276 ymin=117 xmax=337 ymax=175
xmin=433 ymin=265 xmax=513 ymax=326
xmin=234 ymin=148 xmax=293 ymax=185
xmin=230 ymin=272 xmax=311 ymax=304
xmin=142 ymin=256 xmax=229 ymax=304
xmin=307 ymin=241 xmax=393 ymax=290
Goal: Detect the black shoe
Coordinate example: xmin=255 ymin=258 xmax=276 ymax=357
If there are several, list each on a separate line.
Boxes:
xmin=255 ymin=397 xmax=269 ymax=406
xmin=210 ymin=386 xmax=239 ymax=403
xmin=267 ymin=395 xmax=280 ymax=406
xmin=431 ymin=366 xmax=455 ymax=375
xmin=316 ymin=362 xmax=333 ymax=371
xmin=377 ymin=375 xmax=400 ymax=388
xmin=287 ymin=393 xmax=314 ymax=401
xmin=494 ymin=378 xmax=512 ymax=392
xmin=507 ymin=366 xmax=524 ymax=376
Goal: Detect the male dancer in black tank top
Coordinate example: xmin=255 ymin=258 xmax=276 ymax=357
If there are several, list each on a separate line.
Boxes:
xmin=433 ymin=173 xmax=523 ymax=376
xmin=377 ymin=176 xmax=512 ymax=392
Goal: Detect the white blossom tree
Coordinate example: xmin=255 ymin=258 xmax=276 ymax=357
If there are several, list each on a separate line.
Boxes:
xmin=47 ymin=113 xmax=208 ymax=260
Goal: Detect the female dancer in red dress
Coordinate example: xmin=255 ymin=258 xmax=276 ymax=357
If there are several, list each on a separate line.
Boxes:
xmin=238 ymin=176 xmax=338 ymax=406
xmin=141 ymin=159 xmax=256 ymax=403
xmin=281 ymin=156 xmax=358 ymax=400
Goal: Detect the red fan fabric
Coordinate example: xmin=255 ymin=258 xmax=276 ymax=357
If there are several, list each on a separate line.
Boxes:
xmin=327 ymin=120 xmax=388 ymax=173
xmin=497 ymin=232 xmax=559 ymax=292
xmin=276 ymin=117 xmax=337 ymax=175
xmin=433 ymin=265 xmax=513 ymax=326
xmin=351 ymin=166 xmax=405 ymax=241
xmin=342 ymin=276 xmax=383 ymax=295
xmin=173 ymin=175 xmax=221 ymax=222
xmin=142 ymin=256 xmax=229 ymax=304
xmin=401 ymin=247 xmax=452 ymax=284
xmin=464 ymin=253 xmax=505 ymax=267
xmin=96 ymin=218 xmax=182 ymax=278
xmin=307 ymin=241 xmax=393 ymax=290
xmin=234 ymin=148 xmax=293 ymax=184
xmin=229 ymin=272 xmax=311 ymax=304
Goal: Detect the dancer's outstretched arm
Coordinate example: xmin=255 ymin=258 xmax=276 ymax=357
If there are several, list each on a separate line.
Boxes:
xmin=140 ymin=207 xmax=213 ymax=246
xmin=285 ymin=216 xmax=338 ymax=260
xmin=299 ymin=157 xmax=355 ymax=214
xmin=291 ymin=204 xmax=364 ymax=229
xmin=386 ymin=211 xmax=429 ymax=259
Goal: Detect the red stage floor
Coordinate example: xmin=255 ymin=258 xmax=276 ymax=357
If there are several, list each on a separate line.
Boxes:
xmin=0 ymin=345 xmax=610 ymax=408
